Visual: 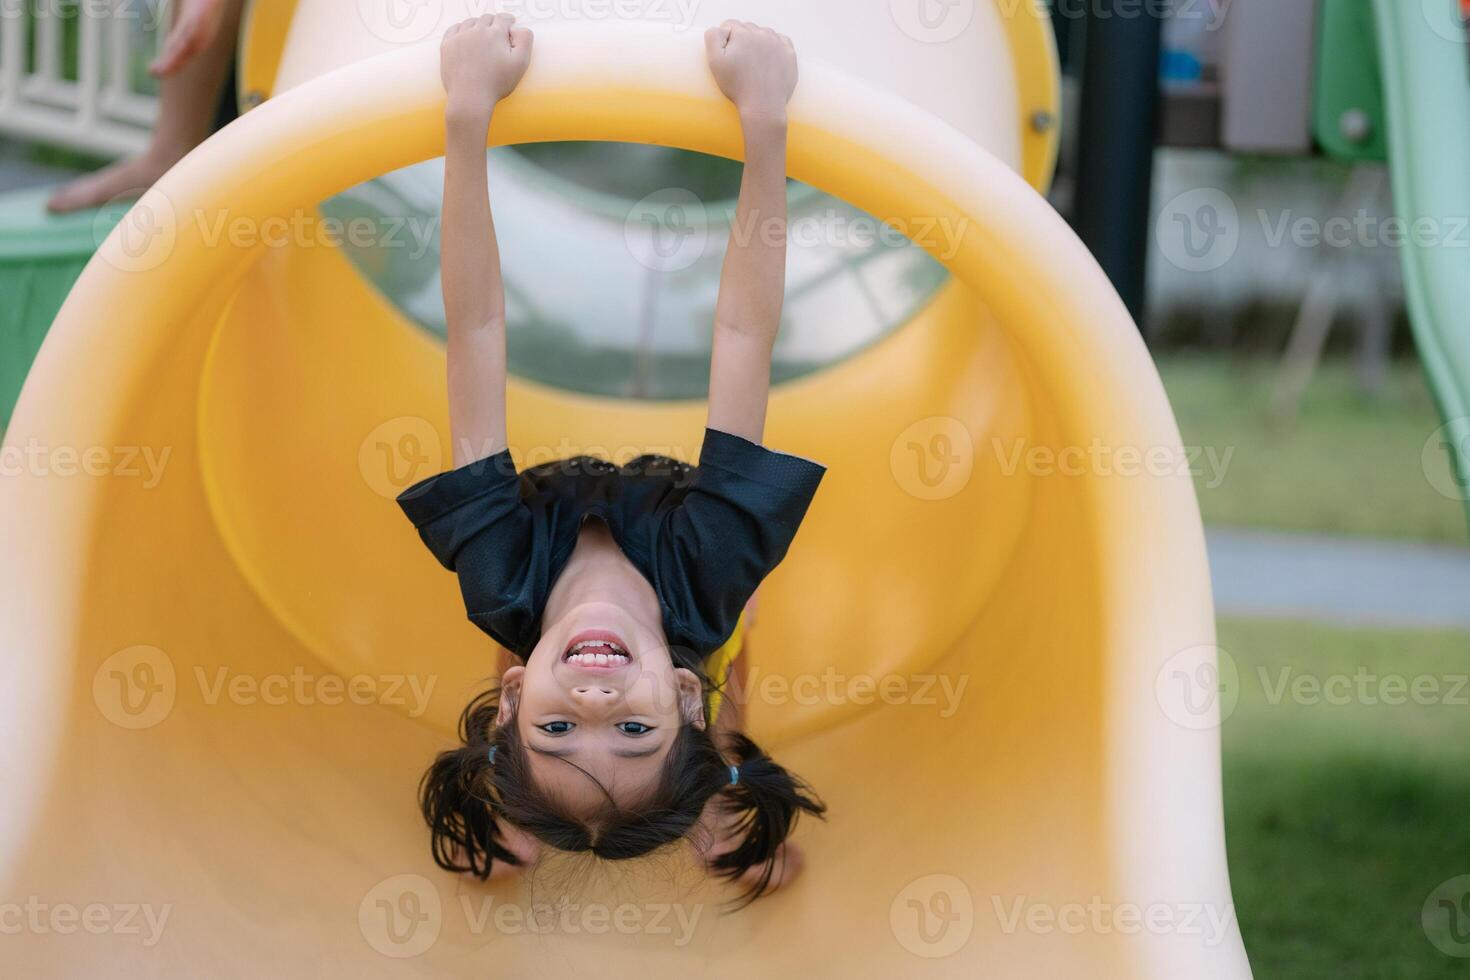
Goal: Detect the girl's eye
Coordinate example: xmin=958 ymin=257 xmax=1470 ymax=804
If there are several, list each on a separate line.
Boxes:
xmin=538 ymin=721 xmax=574 ymax=735
xmin=617 ymin=722 xmax=654 ymax=736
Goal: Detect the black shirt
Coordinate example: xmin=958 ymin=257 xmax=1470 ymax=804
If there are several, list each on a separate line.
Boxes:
xmin=396 ymin=427 xmax=826 ymax=662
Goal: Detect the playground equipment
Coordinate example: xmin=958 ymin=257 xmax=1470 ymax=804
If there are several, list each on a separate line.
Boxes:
xmin=1153 ymin=0 xmax=1470 ymax=520
xmin=1360 ymin=0 xmax=1470 ymax=522
xmin=0 ymin=2 xmax=1252 ymax=976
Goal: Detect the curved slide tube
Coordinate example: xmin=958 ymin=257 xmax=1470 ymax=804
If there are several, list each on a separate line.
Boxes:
xmin=0 ymin=19 xmax=1250 ymax=978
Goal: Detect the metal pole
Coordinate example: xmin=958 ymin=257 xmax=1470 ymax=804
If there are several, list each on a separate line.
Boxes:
xmin=1071 ymin=2 xmax=1165 ymax=326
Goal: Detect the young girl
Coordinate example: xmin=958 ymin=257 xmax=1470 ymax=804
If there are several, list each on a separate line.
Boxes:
xmin=398 ymin=15 xmax=825 ymax=904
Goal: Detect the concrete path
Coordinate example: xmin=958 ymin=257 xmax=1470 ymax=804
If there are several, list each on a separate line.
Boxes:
xmin=1208 ymin=527 xmax=1470 ymax=631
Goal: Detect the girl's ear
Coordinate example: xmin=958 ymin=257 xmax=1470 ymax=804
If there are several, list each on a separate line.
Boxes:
xmin=674 ymin=667 xmax=707 ymax=730
xmin=495 ymin=666 xmax=524 ymax=727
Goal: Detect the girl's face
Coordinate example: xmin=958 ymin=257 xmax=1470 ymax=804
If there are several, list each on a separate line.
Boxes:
xmin=497 ymin=599 xmax=705 ymax=815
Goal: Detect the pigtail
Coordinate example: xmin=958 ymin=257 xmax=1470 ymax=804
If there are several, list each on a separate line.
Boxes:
xmin=708 ymin=732 xmax=826 ymax=906
xmin=419 ymin=687 xmax=520 ymax=879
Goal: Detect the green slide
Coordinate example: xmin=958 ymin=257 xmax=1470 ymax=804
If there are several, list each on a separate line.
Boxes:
xmin=0 ymin=189 xmax=119 ymax=431
xmin=1371 ymin=0 xmax=1470 ymax=523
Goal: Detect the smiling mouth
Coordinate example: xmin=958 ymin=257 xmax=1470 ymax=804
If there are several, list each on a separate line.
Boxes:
xmin=562 ymin=629 xmax=632 ymax=669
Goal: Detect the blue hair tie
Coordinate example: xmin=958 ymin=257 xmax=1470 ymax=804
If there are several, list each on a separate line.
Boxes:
xmin=487 ymin=746 xmax=498 ymax=765
xmin=728 ymin=764 xmax=740 ymax=786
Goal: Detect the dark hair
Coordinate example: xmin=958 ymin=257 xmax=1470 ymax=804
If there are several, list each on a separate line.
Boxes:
xmin=419 ymin=681 xmax=825 ymax=907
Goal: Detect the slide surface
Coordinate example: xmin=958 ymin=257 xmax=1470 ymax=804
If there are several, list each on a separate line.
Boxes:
xmin=0 ymin=8 xmax=1250 ymax=977
xmin=1372 ymin=0 xmax=1470 ymax=524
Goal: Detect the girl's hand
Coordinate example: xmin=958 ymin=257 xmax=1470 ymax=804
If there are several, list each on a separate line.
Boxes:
xmin=486 ymin=821 xmax=542 ymax=880
xmin=149 ymin=0 xmax=227 ymax=77
xmin=704 ymin=21 xmax=798 ymax=123
xmin=698 ymin=833 xmax=807 ymax=896
xmin=441 ymin=14 xmax=534 ymax=113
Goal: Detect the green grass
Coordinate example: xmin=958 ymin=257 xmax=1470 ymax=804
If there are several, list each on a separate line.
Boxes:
xmin=1220 ymin=617 xmax=1470 ymax=978
xmin=1156 ymin=355 xmax=1467 ymax=544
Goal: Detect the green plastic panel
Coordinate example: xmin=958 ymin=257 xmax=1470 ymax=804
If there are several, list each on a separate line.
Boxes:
xmin=0 ymin=187 xmax=118 ymax=430
xmin=1315 ymin=0 xmax=1390 ymax=162
xmin=1372 ymin=0 xmax=1470 ymax=531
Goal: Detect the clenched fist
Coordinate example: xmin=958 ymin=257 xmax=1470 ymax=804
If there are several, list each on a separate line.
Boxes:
xmin=705 ymin=21 xmax=798 ymax=121
xmin=441 ymin=14 xmax=534 ymax=110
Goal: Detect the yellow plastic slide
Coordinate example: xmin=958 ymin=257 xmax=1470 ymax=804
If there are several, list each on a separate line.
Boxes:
xmin=0 ymin=4 xmax=1250 ymax=976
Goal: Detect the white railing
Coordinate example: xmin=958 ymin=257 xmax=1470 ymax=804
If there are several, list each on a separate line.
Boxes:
xmin=0 ymin=0 xmax=164 ymax=157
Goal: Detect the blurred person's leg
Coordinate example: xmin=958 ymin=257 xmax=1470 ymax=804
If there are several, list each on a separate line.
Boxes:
xmin=47 ymin=0 xmax=245 ymax=214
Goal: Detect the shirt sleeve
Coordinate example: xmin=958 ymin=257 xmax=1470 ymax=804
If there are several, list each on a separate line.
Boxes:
xmin=395 ymin=451 xmax=541 ymax=653
xmin=654 ymin=428 xmax=826 ymax=656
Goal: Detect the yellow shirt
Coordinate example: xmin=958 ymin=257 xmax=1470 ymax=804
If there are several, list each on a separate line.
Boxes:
xmin=705 ymin=612 xmax=746 ymax=725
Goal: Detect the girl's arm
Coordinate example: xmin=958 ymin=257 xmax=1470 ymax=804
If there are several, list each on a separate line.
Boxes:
xmin=703 ymin=22 xmax=799 ymax=444
xmin=439 ymin=15 xmax=533 ymax=467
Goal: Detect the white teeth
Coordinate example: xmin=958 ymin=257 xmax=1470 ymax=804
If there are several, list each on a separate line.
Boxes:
xmin=566 ymin=639 xmax=628 ymax=664
xmin=565 ymin=647 xmax=629 ymax=666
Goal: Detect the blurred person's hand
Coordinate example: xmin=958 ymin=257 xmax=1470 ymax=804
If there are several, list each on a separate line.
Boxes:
xmin=150 ymin=0 xmax=227 ymax=77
